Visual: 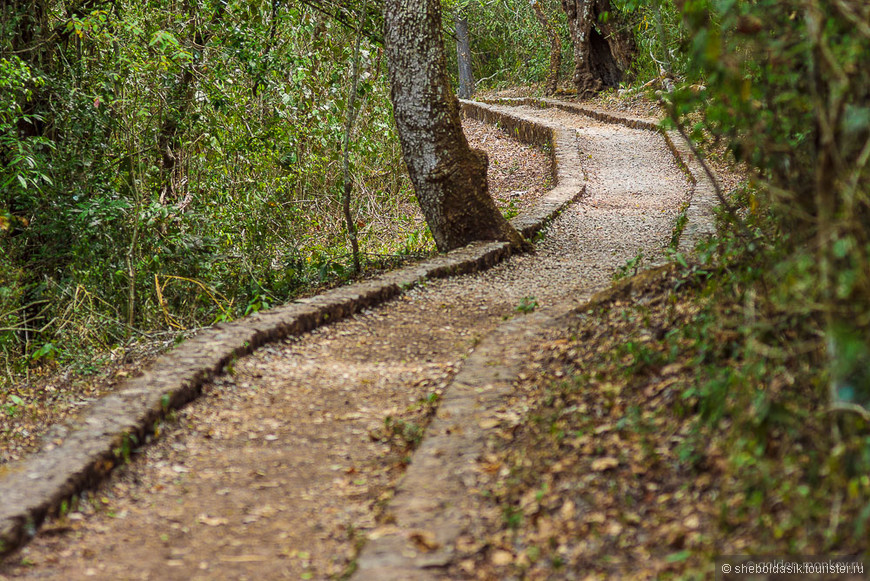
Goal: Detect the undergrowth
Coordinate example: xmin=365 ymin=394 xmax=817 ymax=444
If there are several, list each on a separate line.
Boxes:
xmin=471 ymin=202 xmax=870 ymax=578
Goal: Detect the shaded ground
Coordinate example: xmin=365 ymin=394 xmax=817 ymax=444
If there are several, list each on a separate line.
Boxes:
xmin=0 ymin=105 xmax=691 ymax=579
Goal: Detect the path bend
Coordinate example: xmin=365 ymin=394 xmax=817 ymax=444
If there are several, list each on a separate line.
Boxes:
xmin=0 ymin=102 xmax=696 ymax=581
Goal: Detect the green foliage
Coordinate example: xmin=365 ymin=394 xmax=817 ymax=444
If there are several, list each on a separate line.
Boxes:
xmin=448 ymin=0 xmax=574 ymax=91
xmin=502 ymin=503 xmax=523 ymax=529
xmin=4 ymin=394 xmax=24 ymax=417
xmin=668 ymin=203 xmax=689 ymax=249
xmin=615 ymin=0 xmax=685 ymax=81
xmin=515 ymin=296 xmax=539 ymax=313
xmin=381 ymin=416 xmax=424 ymax=450
xmin=667 ymin=0 xmax=870 ymax=420
xmin=0 ymin=56 xmax=52 ymax=198
xmin=0 ymin=1 xmax=421 ymax=382
xmin=529 ymin=207 xmax=870 ymax=565
xmin=612 ymin=250 xmax=644 ymax=281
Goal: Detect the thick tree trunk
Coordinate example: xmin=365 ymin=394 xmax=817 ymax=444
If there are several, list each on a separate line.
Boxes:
xmin=530 ymin=0 xmax=562 ymax=95
xmin=560 ymin=0 xmax=634 ymax=98
xmin=455 ymin=13 xmax=474 ymax=99
xmin=383 ymin=0 xmax=527 ymax=253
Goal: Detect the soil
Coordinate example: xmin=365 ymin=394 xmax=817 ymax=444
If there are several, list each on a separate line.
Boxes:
xmin=0 ymin=103 xmax=691 ymax=580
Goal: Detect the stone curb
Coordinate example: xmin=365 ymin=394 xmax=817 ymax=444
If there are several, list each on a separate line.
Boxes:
xmin=479 ymin=96 xmax=718 ymax=253
xmin=0 ymin=103 xmax=585 ymax=561
xmin=353 ymin=304 xmax=571 ymax=581
xmin=460 ymin=100 xmax=586 ymax=239
xmin=351 ymin=100 xmax=719 ymax=580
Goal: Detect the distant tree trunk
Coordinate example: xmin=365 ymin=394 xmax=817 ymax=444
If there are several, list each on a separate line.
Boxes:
xmin=455 ymin=12 xmax=474 ymax=99
xmin=383 ymin=0 xmax=528 ymax=252
xmin=341 ymin=0 xmax=368 ymax=274
xmin=530 ymin=0 xmax=562 ymax=95
xmin=157 ymin=3 xmax=225 ymax=206
xmin=560 ymin=0 xmax=634 ymax=98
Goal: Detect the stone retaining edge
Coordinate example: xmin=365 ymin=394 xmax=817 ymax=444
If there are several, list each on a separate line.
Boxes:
xmin=352 ymin=270 xmax=688 ymax=580
xmin=0 ymin=103 xmax=585 ymax=561
xmin=460 ymin=100 xmax=587 ymax=241
xmin=480 ymin=96 xmax=718 ymax=253
xmin=353 ymin=304 xmax=571 ymax=580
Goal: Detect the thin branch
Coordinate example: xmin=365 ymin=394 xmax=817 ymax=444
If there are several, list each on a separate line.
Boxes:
xmin=831 ymin=0 xmax=870 ymax=40
xmin=474 ymin=70 xmax=502 ymax=88
xmin=830 ymin=401 xmax=870 ymax=421
xmin=844 ymin=132 xmax=870 ymax=206
xmin=341 ymin=0 xmax=368 ymax=275
xmin=298 ymin=0 xmax=383 ymax=45
xmin=664 ymin=102 xmax=754 ymax=241
xmin=0 ymin=299 xmax=51 ymax=319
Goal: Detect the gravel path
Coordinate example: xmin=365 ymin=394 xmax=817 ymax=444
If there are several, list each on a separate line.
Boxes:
xmin=0 ymin=106 xmax=690 ymax=580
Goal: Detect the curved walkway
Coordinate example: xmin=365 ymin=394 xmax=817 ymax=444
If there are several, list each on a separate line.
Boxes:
xmin=0 ymin=103 xmax=696 ymax=580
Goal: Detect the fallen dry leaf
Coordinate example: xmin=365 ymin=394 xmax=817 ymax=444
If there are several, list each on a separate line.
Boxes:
xmin=591 ymin=457 xmax=619 ymax=472
xmin=490 ymin=550 xmax=514 ymax=566
xmin=409 ymin=530 xmax=441 ymax=552
xmin=197 ymin=515 xmax=228 ymax=527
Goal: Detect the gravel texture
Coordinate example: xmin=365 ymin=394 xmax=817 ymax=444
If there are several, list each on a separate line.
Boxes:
xmin=0 ymin=104 xmax=692 ymax=580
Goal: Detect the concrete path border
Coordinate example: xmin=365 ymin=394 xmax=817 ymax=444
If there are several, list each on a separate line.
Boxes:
xmin=0 ymin=102 xmax=585 ymax=560
xmin=352 ymin=99 xmax=719 ymax=580
xmin=479 ymin=96 xmax=718 ymax=252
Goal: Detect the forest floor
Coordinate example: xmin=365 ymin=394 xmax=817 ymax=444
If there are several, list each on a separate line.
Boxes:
xmin=3 ymin=97 xmax=860 ymax=581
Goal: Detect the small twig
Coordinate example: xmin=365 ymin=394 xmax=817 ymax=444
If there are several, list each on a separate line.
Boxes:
xmin=340 ymin=0 xmax=368 ymax=275
xmin=829 ymin=401 xmax=870 ymax=421
xmin=665 ymin=102 xmax=754 ymax=241
xmin=831 ymin=0 xmax=870 ymax=40
xmin=828 ymin=491 xmax=843 ymax=540
xmin=649 ymin=49 xmax=667 ymax=70
xmin=155 ymin=275 xmax=183 ymax=330
xmin=844 ymin=132 xmax=870 ymax=207
xmin=0 ymin=299 xmax=51 ymax=319
xmin=474 ymin=71 xmax=502 ymax=88
xmin=361 ymin=251 xmax=430 ymax=259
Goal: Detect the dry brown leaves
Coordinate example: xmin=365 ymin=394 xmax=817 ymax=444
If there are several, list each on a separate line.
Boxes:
xmin=0 ymin=343 xmax=166 ymax=466
xmin=462 ymin=117 xmax=551 ymax=215
xmin=447 ymin=267 xmax=736 ymax=580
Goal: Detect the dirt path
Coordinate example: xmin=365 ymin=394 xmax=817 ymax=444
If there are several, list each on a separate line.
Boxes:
xmin=0 ymin=105 xmax=690 ymax=580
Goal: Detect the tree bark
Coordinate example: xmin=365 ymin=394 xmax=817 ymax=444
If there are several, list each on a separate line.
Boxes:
xmin=560 ymin=0 xmax=634 ymax=98
xmin=455 ymin=12 xmax=474 ymax=99
xmin=383 ymin=0 xmax=527 ymax=253
xmin=530 ymin=0 xmax=562 ymax=95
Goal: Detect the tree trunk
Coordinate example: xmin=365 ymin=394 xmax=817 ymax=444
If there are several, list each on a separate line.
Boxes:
xmin=157 ymin=3 xmax=225 ymax=206
xmin=383 ymin=0 xmax=527 ymax=253
xmin=531 ymin=0 xmax=562 ymax=95
xmin=455 ymin=12 xmax=474 ymax=99
xmin=560 ymin=0 xmax=634 ymax=98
